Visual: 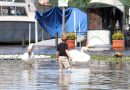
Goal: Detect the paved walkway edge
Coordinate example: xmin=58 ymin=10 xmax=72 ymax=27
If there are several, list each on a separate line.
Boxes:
xmin=0 ymin=55 xmax=51 ymax=59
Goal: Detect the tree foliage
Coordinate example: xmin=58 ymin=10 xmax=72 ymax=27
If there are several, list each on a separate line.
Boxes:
xmin=119 ymin=0 xmax=130 ymax=7
xmin=49 ymin=0 xmax=91 ymax=9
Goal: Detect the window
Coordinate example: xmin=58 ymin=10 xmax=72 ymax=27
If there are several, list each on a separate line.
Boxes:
xmin=0 ymin=0 xmax=25 ymax=2
xmin=0 ymin=6 xmax=27 ymax=16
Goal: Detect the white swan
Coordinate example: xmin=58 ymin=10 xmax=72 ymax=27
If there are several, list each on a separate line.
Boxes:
xmin=68 ymin=47 xmax=90 ymax=62
xmin=80 ymin=46 xmax=89 ymax=54
xmin=21 ymin=43 xmax=35 ymax=67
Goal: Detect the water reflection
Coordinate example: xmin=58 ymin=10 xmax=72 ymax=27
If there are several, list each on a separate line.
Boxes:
xmin=22 ymin=69 xmax=36 ymax=90
xmin=0 ymin=60 xmax=130 ymax=90
xmin=58 ymin=73 xmax=70 ymax=90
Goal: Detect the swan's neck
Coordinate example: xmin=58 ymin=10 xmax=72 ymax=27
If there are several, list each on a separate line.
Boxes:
xmin=80 ymin=47 xmax=84 ymax=53
xmin=28 ymin=52 xmax=31 ymax=56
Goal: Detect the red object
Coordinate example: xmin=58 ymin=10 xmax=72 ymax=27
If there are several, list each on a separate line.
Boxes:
xmin=67 ymin=40 xmax=75 ymax=50
xmin=112 ymin=40 xmax=125 ymax=50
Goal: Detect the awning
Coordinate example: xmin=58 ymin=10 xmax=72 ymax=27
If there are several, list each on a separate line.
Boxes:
xmin=88 ymin=0 xmax=124 ymax=12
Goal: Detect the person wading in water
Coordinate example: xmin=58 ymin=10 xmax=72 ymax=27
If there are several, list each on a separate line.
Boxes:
xmin=56 ymin=32 xmax=72 ymax=73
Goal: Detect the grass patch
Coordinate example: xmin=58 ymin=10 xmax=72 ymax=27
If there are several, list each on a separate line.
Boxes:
xmin=42 ymin=54 xmax=56 ymax=58
xmin=91 ymin=54 xmax=130 ymax=62
xmin=49 ymin=54 xmax=56 ymax=58
xmin=47 ymin=54 xmax=130 ymax=62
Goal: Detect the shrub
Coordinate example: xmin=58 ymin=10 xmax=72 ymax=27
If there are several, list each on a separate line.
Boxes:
xmin=112 ymin=30 xmax=124 ymax=40
xmin=67 ymin=32 xmax=76 ymax=40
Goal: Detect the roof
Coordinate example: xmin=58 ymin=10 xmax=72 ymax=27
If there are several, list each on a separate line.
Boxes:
xmin=88 ymin=0 xmax=124 ymax=12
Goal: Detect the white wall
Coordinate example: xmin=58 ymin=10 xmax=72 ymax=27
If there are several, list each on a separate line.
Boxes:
xmin=87 ymin=30 xmax=111 ymax=50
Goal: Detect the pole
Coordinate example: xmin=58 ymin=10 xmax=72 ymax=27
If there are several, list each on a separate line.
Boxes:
xmin=1 ymin=5 xmax=3 ymax=16
xmin=55 ymin=32 xmax=58 ymax=48
xmin=74 ymin=10 xmax=77 ymax=46
xmin=123 ymin=6 xmax=126 ymax=48
xmin=79 ymin=21 xmax=80 ymax=35
xmin=78 ymin=21 xmax=81 ymax=47
xmin=35 ymin=20 xmax=38 ymax=43
xmin=74 ymin=10 xmax=76 ymax=33
xmin=29 ymin=23 xmax=31 ymax=44
xmin=42 ymin=29 xmax=44 ymax=41
xmin=62 ymin=7 xmax=65 ymax=32
xmin=22 ymin=31 xmax=25 ymax=47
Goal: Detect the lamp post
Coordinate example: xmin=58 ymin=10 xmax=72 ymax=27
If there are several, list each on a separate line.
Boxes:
xmin=62 ymin=7 xmax=65 ymax=32
xmin=58 ymin=0 xmax=69 ymax=32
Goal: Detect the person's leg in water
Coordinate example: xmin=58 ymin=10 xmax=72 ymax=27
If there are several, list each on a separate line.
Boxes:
xmin=58 ymin=59 xmax=64 ymax=73
xmin=59 ymin=68 xmax=63 ymax=73
xmin=63 ymin=59 xmax=71 ymax=73
xmin=58 ymin=57 xmax=71 ymax=73
xmin=67 ymin=67 xmax=71 ymax=73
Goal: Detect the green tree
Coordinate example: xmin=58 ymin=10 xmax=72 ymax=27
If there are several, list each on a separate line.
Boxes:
xmin=50 ymin=0 xmax=91 ymax=9
xmin=119 ymin=0 xmax=130 ymax=7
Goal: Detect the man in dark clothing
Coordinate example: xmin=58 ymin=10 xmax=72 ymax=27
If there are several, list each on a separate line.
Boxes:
xmin=56 ymin=32 xmax=72 ymax=73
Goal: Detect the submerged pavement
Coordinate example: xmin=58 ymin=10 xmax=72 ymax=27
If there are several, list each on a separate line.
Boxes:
xmin=0 ymin=59 xmax=130 ymax=90
xmin=0 ymin=45 xmax=130 ymax=90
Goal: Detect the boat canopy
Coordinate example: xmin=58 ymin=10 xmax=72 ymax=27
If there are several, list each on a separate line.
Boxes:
xmin=35 ymin=7 xmax=87 ymax=37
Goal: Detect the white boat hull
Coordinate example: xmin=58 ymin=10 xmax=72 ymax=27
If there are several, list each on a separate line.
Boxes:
xmin=0 ymin=21 xmax=50 ymax=44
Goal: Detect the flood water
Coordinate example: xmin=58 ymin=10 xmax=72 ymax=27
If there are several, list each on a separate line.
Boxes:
xmin=0 ymin=59 xmax=130 ymax=90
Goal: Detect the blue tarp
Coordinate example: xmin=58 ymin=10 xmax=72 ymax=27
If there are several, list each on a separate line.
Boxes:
xmin=35 ymin=7 xmax=87 ymax=37
xmin=67 ymin=8 xmax=87 ymax=34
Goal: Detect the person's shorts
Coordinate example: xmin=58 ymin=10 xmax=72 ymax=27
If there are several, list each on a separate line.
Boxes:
xmin=59 ymin=56 xmax=70 ymax=69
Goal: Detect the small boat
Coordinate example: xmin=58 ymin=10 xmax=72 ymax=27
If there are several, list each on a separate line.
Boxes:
xmin=0 ymin=0 xmax=51 ymax=44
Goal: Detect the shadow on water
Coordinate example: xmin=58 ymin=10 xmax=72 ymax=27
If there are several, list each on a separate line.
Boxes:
xmin=0 ymin=59 xmax=130 ymax=90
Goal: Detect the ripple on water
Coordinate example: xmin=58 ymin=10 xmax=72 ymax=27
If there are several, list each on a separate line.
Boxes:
xmin=0 ymin=60 xmax=129 ymax=90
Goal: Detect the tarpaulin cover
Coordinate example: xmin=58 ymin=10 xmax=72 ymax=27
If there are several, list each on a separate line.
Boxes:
xmin=35 ymin=7 xmax=87 ymax=37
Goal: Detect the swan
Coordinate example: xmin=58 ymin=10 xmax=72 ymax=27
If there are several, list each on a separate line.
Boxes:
xmin=68 ymin=47 xmax=90 ymax=62
xmin=80 ymin=46 xmax=89 ymax=54
xmin=21 ymin=43 xmax=35 ymax=67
